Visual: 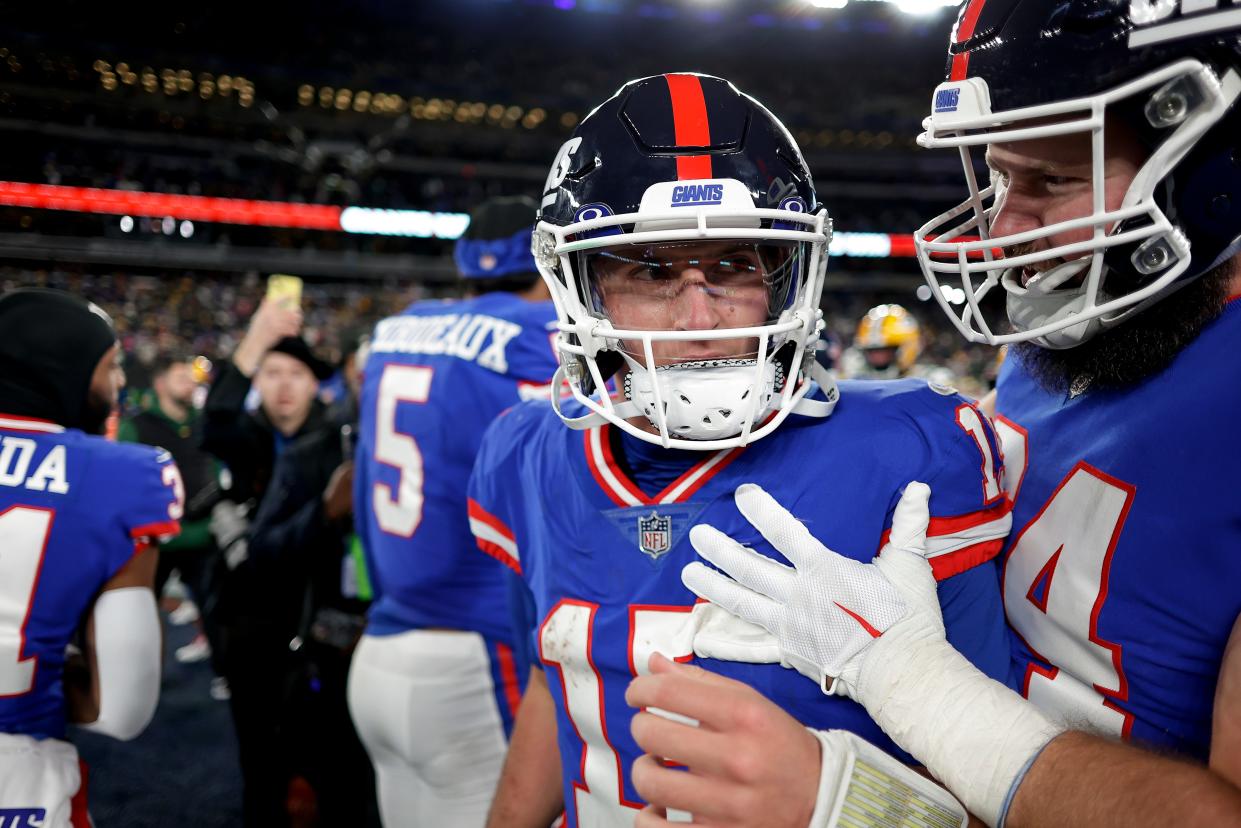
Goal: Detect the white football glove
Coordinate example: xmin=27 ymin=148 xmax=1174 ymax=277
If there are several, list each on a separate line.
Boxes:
xmin=684 ymin=482 xmax=1064 ymax=827
xmin=683 ymin=481 xmax=942 ymax=700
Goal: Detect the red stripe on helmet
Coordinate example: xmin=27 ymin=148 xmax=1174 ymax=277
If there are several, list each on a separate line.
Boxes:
xmin=954 ymin=0 xmax=988 ymax=43
xmin=664 ymin=74 xmax=713 ymax=180
xmin=949 ymin=0 xmax=988 ymax=79
xmin=950 ymin=53 xmax=970 ymax=81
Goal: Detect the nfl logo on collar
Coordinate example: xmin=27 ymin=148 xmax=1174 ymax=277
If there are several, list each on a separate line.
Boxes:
xmin=638 ymin=512 xmax=672 ymax=560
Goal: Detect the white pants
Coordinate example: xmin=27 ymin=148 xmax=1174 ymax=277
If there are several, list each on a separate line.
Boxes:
xmin=0 ymin=734 xmax=87 ymax=827
xmin=347 ymin=630 xmax=510 ymax=828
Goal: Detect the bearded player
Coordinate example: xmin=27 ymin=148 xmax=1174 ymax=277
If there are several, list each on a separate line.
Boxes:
xmin=634 ymin=3 xmax=1241 ymax=826
xmin=468 ymin=73 xmax=1016 ymax=828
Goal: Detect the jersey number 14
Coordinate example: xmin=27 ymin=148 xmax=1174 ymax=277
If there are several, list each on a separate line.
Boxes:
xmin=995 ymin=416 xmax=1135 ymax=738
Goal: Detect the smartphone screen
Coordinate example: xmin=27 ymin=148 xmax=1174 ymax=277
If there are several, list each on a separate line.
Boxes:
xmin=266 ymin=274 xmax=303 ymax=309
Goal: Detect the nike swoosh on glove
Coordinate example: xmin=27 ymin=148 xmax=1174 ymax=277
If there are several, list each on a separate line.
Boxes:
xmin=682 ymin=481 xmax=943 ymax=700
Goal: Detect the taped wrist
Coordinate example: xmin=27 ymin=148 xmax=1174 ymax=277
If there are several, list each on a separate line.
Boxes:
xmin=807 ymin=728 xmax=967 ymax=828
xmin=857 ymin=634 xmax=1064 ymax=826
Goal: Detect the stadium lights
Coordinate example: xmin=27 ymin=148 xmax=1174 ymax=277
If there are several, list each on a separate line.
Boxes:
xmin=882 ymin=0 xmax=958 ymax=12
xmin=0 ymin=181 xmax=468 ymax=239
xmin=339 ymin=207 xmax=471 ymax=238
xmin=804 ymin=0 xmax=956 ymax=10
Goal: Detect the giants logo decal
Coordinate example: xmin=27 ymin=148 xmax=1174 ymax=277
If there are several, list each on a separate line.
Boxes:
xmin=934 ymin=88 xmax=962 ymax=113
xmin=670 ymin=183 xmax=724 ymax=207
xmin=1129 ymin=0 xmax=1241 ymax=46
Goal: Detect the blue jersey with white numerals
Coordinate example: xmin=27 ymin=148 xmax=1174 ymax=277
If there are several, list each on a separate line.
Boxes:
xmin=995 ymin=298 xmax=1241 ymax=760
xmin=0 ymin=415 xmax=181 ymax=741
xmin=470 ymin=379 xmax=1014 ymax=826
xmin=354 ymin=292 xmax=558 ymax=645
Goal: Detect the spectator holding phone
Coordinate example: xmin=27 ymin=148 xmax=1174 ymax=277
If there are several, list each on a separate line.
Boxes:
xmin=246 ymin=329 xmax=378 ymax=826
xmin=199 ymin=277 xmax=339 ymax=828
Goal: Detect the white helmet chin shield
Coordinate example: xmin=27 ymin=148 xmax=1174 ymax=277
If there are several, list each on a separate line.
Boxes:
xmin=915 ymin=60 xmax=1241 ymax=349
xmin=622 ymin=357 xmax=783 ymax=442
xmin=534 ymin=178 xmax=837 ymax=450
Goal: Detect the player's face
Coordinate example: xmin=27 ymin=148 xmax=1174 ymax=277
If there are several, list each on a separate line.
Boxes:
xmin=254 ymin=352 xmax=318 ymax=428
xmin=85 ymin=343 xmax=124 ymax=435
xmin=863 ymin=347 xmax=897 ymax=370
xmin=985 ymin=121 xmax=1147 ymax=284
xmin=156 ymin=363 xmax=197 ymax=407
xmin=590 ymin=240 xmax=778 ymax=366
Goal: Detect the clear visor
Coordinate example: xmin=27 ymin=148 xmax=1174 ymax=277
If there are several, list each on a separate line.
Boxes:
xmin=576 ymin=239 xmax=804 ymax=364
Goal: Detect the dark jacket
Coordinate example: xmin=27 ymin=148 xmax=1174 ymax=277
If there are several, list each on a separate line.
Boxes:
xmin=248 ymin=421 xmax=367 ymax=626
xmin=200 ymin=358 xmax=332 ymax=636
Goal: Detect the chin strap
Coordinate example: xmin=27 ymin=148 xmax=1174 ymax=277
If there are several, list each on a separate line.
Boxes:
xmin=550 ymin=362 xmax=642 ymax=431
xmin=788 ymin=361 xmax=840 ymax=420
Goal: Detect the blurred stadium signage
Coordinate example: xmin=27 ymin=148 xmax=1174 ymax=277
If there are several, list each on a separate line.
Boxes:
xmin=0 ymin=180 xmax=969 ymax=256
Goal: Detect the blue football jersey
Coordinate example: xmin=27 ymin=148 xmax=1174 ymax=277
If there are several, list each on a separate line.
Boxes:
xmin=0 ymin=414 xmax=182 ymax=740
xmin=995 ymin=299 xmax=1241 ymax=760
xmin=470 ymin=379 xmax=1014 ymax=826
xmin=354 ymin=292 xmax=558 ymax=645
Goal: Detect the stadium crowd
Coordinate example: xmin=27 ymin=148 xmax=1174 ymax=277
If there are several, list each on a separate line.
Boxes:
xmin=0 ymin=264 xmax=998 ymax=404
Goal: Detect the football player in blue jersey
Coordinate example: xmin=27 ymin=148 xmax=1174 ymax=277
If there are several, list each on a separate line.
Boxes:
xmin=0 ymin=288 xmax=184 ymax=823
xmin=468 ymin=73 xmax=1015 ymax=828
xmin=628 ymin=3 xmax=1241 ymax=827
xmin=347 ymin=195 xmax=559 ymax=827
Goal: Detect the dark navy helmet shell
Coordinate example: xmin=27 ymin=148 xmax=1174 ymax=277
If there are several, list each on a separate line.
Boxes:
xmin=538 ymin=73 xmax=818 ymax=228
xmin=913 ymin=0 xmax=1241 ymax=349
xmin=532 ymin=73 xmax=837 ymax=451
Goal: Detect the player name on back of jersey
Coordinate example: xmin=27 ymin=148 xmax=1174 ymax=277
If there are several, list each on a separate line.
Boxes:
xmin=371 ymin=313 xmax=523 ymax=373
xmin=0 ymin=435 xmax=69 ymax=494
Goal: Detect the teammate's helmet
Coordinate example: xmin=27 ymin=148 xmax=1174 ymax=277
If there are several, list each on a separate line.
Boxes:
xmin=854 ymin=304 xmax=922 ymax=373
xmin=534 ymin=73 xmax=836 ymax=450
xmin=914 ymin=0 xmax=1241 ymax=348
xmin=455 ymin=195 xmax=540 ymax=287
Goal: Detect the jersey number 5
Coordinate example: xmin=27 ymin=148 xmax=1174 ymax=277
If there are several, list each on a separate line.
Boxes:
xmin=995 ymin=416 xmax=1135 ymax=738
xmin=373 ymin=364 xmax=433 ymax=537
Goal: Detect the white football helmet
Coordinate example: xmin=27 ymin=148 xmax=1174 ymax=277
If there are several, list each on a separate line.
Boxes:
xmin=914 ymin=0 xmax=1241 ymax=349
xmin=533 ymin=73 xmax=838 ymax=450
